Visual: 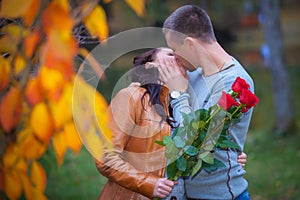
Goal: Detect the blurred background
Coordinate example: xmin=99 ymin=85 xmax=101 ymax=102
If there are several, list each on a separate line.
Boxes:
xmin=40 ymin=0 xmax=300 ymax=199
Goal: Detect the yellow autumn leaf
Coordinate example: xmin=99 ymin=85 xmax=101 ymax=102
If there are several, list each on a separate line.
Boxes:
xmin=125 ymin=0 xmax=145 ymax=17
xmin=31 ymin=161 xmax=47 ymax=192
xmin=0 ymin=0 xmax=34 ymax=18
xmin=17 ymin=129 xmax=47 ymax=160
xmin=73 ymin=77 xmax=112 ymax=160
xmin=19 ymin=172 xmax=33 ymax=200
xmin=64 ymin=122 xmax=82 ymax=154
xmin=49 ymin=83 xmax=73 ymax=129
xmin=30 ymin=102 xmax=54 ymax=144
xmin=83 ymin=5 xmax=109 ymax=41
xmin=32 ymin=187 xmax=48 ymax=200
xmin=52 ymin=130 xmax=68 ymax=166
xmin=14 ymin=54 xmax=26 ymax=75
xmin=5 ymin=170 xmax=22 ymax=200
xmin=38 ymin=66 xmax=65 ymax=101
xmin=0 ymin=56 xmax=10 ymax=91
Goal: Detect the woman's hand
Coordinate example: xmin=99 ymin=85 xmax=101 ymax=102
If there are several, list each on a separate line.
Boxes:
xmin=238 ymin=152 xmax=248 ymax=169
xmin=153 ymin=178 xmax=176 ymax=198
xmin=156 ymin=57 xmax=188 ymax=93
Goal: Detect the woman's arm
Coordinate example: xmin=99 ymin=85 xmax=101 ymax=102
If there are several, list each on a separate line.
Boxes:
xmin=95 ymin=87 xmax=173 ymax=198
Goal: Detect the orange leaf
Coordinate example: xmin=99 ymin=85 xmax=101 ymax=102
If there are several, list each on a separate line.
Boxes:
xmin=83 ymin=5 xmax=109 ymax=41
xmin=125 ymin=0 xmax=145 ymax=17
xmin=52 ymin=131 xmax=68 ymax=166
xmin=0 ymin=0 xmax=34 ymax=18
xmin=38 ymin=67 xmax=65 ymax=101
xmin=24 ymin=0 xmax=40 ymax=26
xmin=26 ymin=77 xmax=43 ymax=106
xmin=42 ymin=30 xmax=77 ymax=80
xmin=42 ymin=2 xmax=73 ymax=34
xmin=24 ymin=29 xmax=41 ymax=58
xmin=4 ymin=170 xmax=22 ymax=200
xmin=64 ymin=122 xmax=82 ymax=154
xmin=17 ymin=129 xmax=47 ymax=160
xmin=30 ymin=161 xmax=47 ymax=192
xmin=0 ymin=56 xmax=10 ymax=91
xmin=2 ymin=144 xmax=19 ymax=170
xmin=0 ymin=86 xmax=22 ymax=132
xmin=49 ymin=83 xmax=73 ymax=129
xmin=30 ymin=102 xmax=54 ymax=143
xmin=19 ymin=173 xmax=33 ymax=200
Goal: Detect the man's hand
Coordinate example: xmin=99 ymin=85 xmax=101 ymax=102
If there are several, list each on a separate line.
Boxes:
xmin=156 ymin=57 xmax=188 ymax=92
xmin=153 ymin=178 xmax=176 ymax=198
xmin=238 ymin=152 xmax=247 ymax=169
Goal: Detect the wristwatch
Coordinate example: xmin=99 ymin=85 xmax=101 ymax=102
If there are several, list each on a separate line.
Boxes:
xmin=170 ymin=90 xmax=185 ymax=99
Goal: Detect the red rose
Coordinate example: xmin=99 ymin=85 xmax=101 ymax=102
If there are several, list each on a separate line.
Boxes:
xmin=239 ymin=89 xmax=259 ymax=112
xmin=218 ymin=91 xmax=240 ymax=110
xmin=232 ymin=77 xmax=250 ymax=94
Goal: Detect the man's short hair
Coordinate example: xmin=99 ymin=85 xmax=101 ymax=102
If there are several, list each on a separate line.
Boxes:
xmin=163 ymin=5 xmax=216 ymax=44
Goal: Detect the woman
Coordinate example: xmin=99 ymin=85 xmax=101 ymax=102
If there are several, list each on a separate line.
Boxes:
xmin=95 ymin=48 xmax=247 ymax=200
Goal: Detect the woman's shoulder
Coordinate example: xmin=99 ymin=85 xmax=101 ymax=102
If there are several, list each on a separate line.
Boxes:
xmin=114 ymin=85 xmax=146 ymax=103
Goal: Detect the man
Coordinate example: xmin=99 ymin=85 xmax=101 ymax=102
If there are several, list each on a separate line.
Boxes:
xmin=158 ymin=5 xmax=253 ymax=200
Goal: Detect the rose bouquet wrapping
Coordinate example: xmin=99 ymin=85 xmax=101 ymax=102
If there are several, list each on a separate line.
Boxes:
xmin=156 ymin=77 xmax=259 ymax=180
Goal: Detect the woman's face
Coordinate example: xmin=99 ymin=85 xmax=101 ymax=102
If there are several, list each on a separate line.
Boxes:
xmin=154 ymin=48 xmax=175 ymax=62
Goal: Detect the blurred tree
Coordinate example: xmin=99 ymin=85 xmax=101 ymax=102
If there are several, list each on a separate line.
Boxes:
xmin=260 ymin=0 xmax=294 ymax=134
xmin=0 ymin=0 xmax=144 ymax=199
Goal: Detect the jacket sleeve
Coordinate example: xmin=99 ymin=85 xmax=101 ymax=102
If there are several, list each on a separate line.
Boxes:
xmin=95 ymin=87 xmax=159 ymax=199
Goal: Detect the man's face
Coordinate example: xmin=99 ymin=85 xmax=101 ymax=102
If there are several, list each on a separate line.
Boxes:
xmin=165 ymin=32 xmax=197 ymax=72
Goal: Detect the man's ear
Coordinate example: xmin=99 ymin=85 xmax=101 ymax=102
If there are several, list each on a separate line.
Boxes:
xmin=183 ymin=37 xmax=196 ymax=50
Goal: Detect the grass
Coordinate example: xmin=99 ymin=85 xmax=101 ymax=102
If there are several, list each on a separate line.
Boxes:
xmin=42 ymin=66 xmax=300 ymax=199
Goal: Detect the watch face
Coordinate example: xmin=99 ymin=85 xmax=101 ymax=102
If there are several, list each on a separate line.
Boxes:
xmin=170 ymin=90 xmax=180 ymax=99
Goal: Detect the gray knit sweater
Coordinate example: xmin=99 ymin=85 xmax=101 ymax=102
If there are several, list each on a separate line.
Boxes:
xmin=170 ymin=57 xmax=254 ymax=200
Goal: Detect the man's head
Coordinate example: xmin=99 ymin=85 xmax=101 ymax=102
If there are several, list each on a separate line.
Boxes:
xmin=163 ymin=5 xmax=217 ymax=71
xmin=163 ymin=5 xmax=216 ymax=44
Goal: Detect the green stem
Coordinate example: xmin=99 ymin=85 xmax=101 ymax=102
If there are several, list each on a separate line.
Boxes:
xmin=230 ymin=105 xmax=242 ymax=117
xmin=205 ymin=106 xmax=221 ymax=124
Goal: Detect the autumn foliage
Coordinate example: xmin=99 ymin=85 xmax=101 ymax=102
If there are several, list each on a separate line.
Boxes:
xmin=0 ymin=0 xmax=144 ymax=199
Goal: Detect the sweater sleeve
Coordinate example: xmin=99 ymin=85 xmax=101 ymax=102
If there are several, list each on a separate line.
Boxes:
xmin=170 ymin=93 xmax=193 ymax=126
xmin=95 ymin=87 xmax=159 ymax=198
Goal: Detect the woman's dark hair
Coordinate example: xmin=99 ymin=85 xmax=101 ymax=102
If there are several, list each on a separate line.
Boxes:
xmin=131 ymin=48 xmax=175 ymax=127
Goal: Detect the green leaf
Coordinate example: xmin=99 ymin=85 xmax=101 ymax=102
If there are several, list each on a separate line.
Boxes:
xmin=163 ymin=135 xmax=172 ymax=145
xmin=166 ymin=161 xmax=177 ymax=179
xmin=203 ymin=143 xmax=214 ymax=151
xmin=198 ymin=121 xmax=206 ymax=129
xmin=217 ymin=140 xmax=240 ymax=149
xmin=202 ymin=158 xmax=225 ymax=173
xmin=201 ymin=152 xmax=214 ymax=164
xmin=155 ymin=140 xmax=164 ymax=146
xmin=176 ymin=156 xmax=187 ymax=172
xmin=165 ymin=143 xmax=179 ymax=158
xmin=173 ymin=135 xmax=185 ymax=148
xmin=184 ymin=146 xmax=199 ymax=156
xmin=191 ymin=159 xmax=203 ymax=177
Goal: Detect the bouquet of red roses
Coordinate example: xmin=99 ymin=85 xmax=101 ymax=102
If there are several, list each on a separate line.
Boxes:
xmin=156 ymin=77 xmax=259 ymax=180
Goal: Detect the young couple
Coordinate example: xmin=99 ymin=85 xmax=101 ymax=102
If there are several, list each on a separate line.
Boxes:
xmin=96 ymin=5 xmax=253 ymax=200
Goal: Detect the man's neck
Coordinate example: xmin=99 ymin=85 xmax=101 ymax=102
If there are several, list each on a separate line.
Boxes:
xmin=197 ymin=42 xmax=232 ymax=76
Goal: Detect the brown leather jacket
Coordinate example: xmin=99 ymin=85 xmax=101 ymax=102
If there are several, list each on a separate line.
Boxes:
xmin=95 ymin=86 xmax=171 ymax=200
